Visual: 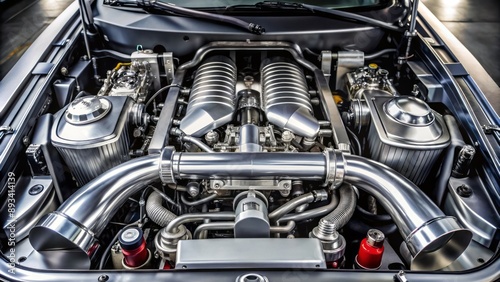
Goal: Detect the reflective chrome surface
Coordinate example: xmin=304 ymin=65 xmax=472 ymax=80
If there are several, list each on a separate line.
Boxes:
xmin=239 ymin=124 xmax=262 ymax=152
xmin=407 ymin=216 xmax=472 ymax=270
xmin=179 ymin=56 xmax=237 ymax=137
xmin=30 ymin=154 xmax=160 ymax=256
xmin=261 ymin=58 xmax=320 ymax=138
xmin=52 ymin=96 xmax=133 ymax=185
xmin=268 ymin=191 xmax=322 ymax=223
xmin=170 ymin=151 xmax=328 ymax=181
xmin=64 ymin=96 xmax=111 ymax=125
xmin=361 ymin=91 xmax=450 ymax=185
xmin=444 ymin=177 xmax=500 ymax=248
xmin=384 ymin=96 xmax=435 ymax=126
xmin=166 ymin=212 xmax=236 ymax=234
xmin=343 ymin=154 xmax=472 ymax=270
xmin=175 ymin=238 xmax=326 ymax=269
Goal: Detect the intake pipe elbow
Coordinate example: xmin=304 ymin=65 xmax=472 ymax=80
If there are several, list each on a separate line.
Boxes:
xmin=29 ymin=148 xmax=471 ymax=270
xmin=29 ymin=154 xmax=161 ymax=260
xmin=342 ymin=154 xmax=472 ymax=270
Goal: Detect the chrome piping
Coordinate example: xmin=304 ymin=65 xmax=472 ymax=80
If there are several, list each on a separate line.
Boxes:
xmin=194 ymin=222 xmax=235 ymax=239
xmin=268 ymin=190 xmax=328 ymax=224
xmin=280 ymin=193 xmax=339 ymax=223
xmin=31 ymin=148 xmax=471 ymax=270
xmin=181 ymin=193 xmax=218 ymax=206
xmin=270 ymin=221 xmax=296 ymax=234
xmin=163 ymin=149 xmax=340 ymax=182
xmin=166 ymin=212 xmax=236 ymax=234
xmin=181 ymin=135 xmax=214 ymax=153
xmin=343 ymin=154 xmax=472 ymax=270
xmin=29 ymin=154 xmax=160 ymax=255
xmin=193 ymin=221 xmax=296 ymax=239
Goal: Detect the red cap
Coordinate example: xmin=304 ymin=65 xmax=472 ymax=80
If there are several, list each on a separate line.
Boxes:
xmin=356 ymin=229 xmax=385 ymax=269
xmin=119 ymin=227 xmax=149 ymax=268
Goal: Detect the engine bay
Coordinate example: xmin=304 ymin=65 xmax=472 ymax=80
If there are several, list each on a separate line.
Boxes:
xmin=1 ymin=1 xmax=499 ymax=278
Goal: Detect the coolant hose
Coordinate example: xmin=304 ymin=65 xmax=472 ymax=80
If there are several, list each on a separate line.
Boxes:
xmin=279 ymin=192 xmax=339 ymax=223
xmin=318 ymin=184 xmax=357 ymax=230
xmin=268 ymin=190 xmax=328 ymax=224
xmin=434 ymin=115 xmax=465 ymax=206
xmin=146 ymin=191 xmax=177 ymax=227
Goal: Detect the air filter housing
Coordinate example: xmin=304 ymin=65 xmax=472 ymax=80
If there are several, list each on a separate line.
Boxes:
xmin=364 ymin=94 xmax=450 ymax=185
xmin=52 ymin=96 xmax=133 ymax=186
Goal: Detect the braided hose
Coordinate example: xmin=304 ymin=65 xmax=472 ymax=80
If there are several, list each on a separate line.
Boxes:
xmin=317 ymin=185 xmax=357 ymax=234
xmin=146 ymin=191 xmax=177 ymax=227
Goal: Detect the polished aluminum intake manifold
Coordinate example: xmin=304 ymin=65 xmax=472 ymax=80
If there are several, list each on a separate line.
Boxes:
xmin=261 ymin=58 xmax=320 ymax=138
xmin=179 ymin=56 xmax=237 ymax=137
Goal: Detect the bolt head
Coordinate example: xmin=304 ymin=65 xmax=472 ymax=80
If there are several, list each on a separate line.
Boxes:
xmin=28 ymin=184 xmax=44 ymax=195
xmin=457 ymin=185 xmax=473 ymax=198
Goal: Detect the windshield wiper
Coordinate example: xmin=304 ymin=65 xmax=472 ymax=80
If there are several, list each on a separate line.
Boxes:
xmin=107 ymin=0 xmax=265 ymax=35
xmin=227 ymin=1 xmax=404 ymax=32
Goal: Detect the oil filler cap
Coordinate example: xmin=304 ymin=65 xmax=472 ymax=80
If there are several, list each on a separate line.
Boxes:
xmin=119 ymin=227 xmax=143 ymax=251
xmin=65 ymin=96 xmax=111 ymax=125
xmin=384 ymin=96 xmax=434 ymax=126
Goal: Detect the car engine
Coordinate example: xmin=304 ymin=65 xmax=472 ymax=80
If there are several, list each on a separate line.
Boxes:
xmin=8 ymin=39 xmax=495 ymax=274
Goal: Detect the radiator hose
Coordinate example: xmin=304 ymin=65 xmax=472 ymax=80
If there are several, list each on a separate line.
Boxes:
xmin=146 ymin=191 xmax=177 ymax=227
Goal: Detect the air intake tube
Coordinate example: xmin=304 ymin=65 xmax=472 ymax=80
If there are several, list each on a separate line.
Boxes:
xmin=30 ymin=148 xmax=471 ymax=270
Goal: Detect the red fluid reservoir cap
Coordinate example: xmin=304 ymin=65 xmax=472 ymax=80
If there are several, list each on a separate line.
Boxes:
xmin=356 ymin=229 xmax=385 ymax=269
xmin=119 ymin=227 xmax=148 ymax=268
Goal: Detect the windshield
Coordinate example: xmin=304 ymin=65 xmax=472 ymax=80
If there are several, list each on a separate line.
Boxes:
xmin=164 ymin=0 xmax=388 ymax=9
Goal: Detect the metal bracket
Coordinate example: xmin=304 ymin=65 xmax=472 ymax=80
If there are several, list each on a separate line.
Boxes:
xmin=394 ymin=270 xmax=409 ymax=282
xmin=26 ymin=144 xmax=49 ymax=176
xmin=0 ymin=126 xmax=14 ymax=141
xmin=236 ymin=273 xmax=269 ymax=282
xmin=335 ymin=51 xmax=364 ymax=90
xmin=52 ymin=39 xmax=70 ymax=47
xmin=160 ymin=52 xmax=175 ymax=85
xmin=210 ymin=179 xmax=292 ymax=197
xmin=482 ymin=124 xmax=500 ymax=134
xmin=32 ymin=62 xmax=55 ymax=75
xmin=445 ymin=62 xmax=468 ymax=77
xmin=320 ymin=51 xmax=332 ymax=78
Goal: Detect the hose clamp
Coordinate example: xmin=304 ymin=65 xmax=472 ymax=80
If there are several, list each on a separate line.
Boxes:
xmin=160 ymin=146 xmax=176 ymax=184
xmin=323 ymin=149 xmax=345 ymax=188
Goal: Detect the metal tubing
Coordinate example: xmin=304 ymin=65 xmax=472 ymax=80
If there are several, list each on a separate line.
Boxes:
xmin=30 ymin=154 xmax=160 ymax=255
xmin=181 ymin=193 xmax=218 ymax=206
xmin=181 ymin=136 xmax=215 ymax=153
xmin=31 ymin=147 xmax=471 ymax=270
xmin=268 ymin=192 xmax=316 ymax=223
xmin=193 ymin=221 xmax=296 ymax=239
xmin=343 ymin=154 xmax=472 ymax=270
xmin=280 ymin=193 xmax=339 ymax=223
xmin=194 ymin=222 xmax=235 ymax=239
xmin=365 ymin=49 xmax=398 ymax=60
xmin=270 ymin=221 xmax=296 ymax=234
xmin=166 ymin=212 xmax=236 ymax=233
xmin=171 ymin=152 xmax=328 ymax=181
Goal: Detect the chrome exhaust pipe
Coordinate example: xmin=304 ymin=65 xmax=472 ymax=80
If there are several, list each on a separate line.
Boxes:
xmin=30 ymin=147 xmax=471 ymax=270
